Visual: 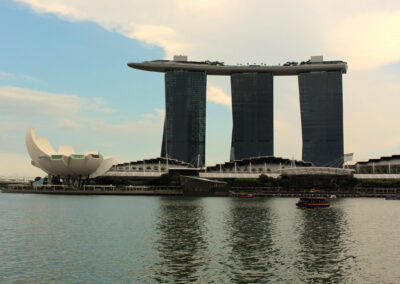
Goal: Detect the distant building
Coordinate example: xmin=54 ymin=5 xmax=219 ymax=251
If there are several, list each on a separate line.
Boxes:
xmin=298 ymin=70 xmax=344 ymax=167
xmin=111 ymin=157 xmax=194 ymax=172
xmin=230 ymin=73 xmax=273 ymax=160
xmin=345 ymin=155 xmax=400 ymax=174
xmin=180 ymin=176 xmax=230 ymax=196
xmin=161 ymin=71 xmax=206 ymax=167
xmin=207 ymin=156 xmax=312 ymax=173
xmin=128 ymin=55 xmax=347 ymax=167
xmin=343 ymin=153 xmax=354 ymax=163
xmin=25 ymin=128 xmax=115 ymax=184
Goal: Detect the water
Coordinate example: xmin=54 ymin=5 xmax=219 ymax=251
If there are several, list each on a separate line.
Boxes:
xmin=0 ymin=194 xmax=399 ymax=283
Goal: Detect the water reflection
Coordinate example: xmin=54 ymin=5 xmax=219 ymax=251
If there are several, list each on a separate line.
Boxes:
xmin=152 ymin=197 xmax=207 ymax=283
xmin=225 ymin=198 xmax=278 ymax=283
xmin=296 ymin=202 xmax=355 ymax=283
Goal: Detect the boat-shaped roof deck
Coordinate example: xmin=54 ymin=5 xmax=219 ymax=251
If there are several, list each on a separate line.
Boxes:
xmin=128 ymin=60 xmax=348 ymax=76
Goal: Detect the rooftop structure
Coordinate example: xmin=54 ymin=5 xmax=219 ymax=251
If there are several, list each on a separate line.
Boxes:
xmin=111 ymin=157 xmax=194 ymax=172
xmin=128 ymin=57 xmax=347 ymax=76
xmin=345 ymin=155 xmax=400 ymax=174
xmin=206 ymin=156 xmax=313 ymax=173
xmin=280 ymin=167 xmax=354 ymax=176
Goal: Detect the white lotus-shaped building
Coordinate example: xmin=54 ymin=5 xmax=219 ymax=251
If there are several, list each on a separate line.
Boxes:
xmin=26 ymin=128 xmax=115 ymax=179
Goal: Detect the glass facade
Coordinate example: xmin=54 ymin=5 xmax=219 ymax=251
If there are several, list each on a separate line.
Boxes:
xmin=230 ymin=73 xmax=274 ymax=161
xmin=161 ymin=71 xmax=206 ymax=167
xmin=298 ymin=71 xmax=344 ymax=167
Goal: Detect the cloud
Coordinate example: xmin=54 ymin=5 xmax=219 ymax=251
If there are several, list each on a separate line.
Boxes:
xmin=141 ymin=108 xmax=164 ymax=120
xmin=8 ymin=0 xmax=400 ymax=165
xmin=85 ymin=97 xmax=115 ymax=113
xmin=141 ymin=113 xmax=155 ymax=119
xmin=0 ymin=86 xmax=82 ymax=116
xmin=0 ymin=86 xmax=114 ymax=118
xmin=0 ymin=72 xmax=16 ymax=80
xmin=154 ymin=108 xmax=165 ymax=120
xmin=89 ymin=119 xmax=161 ymax=135
xmin=0 ymin=71 xmax=37 ymax=82
xmin=54 ymin=108 xmax=165 ymax=135
xmin=207 ymin=85 xmax=231 ymax=107
xmin=14 ymin=0 xmax=400 ymax=66
xmin=91 ymin=108 xmax=164 ymax=134
xmin=15 ymin=0 xmax=86 ymax=20
xmin=57 ymin=118 xmax=82 ymax=129
xmin=329 ymin=10 xmax=400 ymax=70
xmin=0 ymin=85 xmax=163 ymax=135
xmin=127 ymin=24 xmax=188 ymax=58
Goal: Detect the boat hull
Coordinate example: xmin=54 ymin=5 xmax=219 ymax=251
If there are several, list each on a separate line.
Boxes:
xmin=296 ymin=202 xmax=329 ymax=208
xmin=237 ymin=194 xmax=254 ymax=198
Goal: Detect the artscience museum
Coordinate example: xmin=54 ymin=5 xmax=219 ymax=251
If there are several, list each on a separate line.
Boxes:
xmin=26 ymin=128 xmax=115 ymax=184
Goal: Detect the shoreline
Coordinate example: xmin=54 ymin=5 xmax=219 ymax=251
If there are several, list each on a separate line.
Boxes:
xmin=1 ymin=188 xmax=395 ymax=198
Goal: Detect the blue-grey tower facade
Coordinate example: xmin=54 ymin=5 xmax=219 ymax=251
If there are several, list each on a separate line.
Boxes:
xmin=230 ymin=73 xmax=274 ymax=160
xmin=298 ymin=71 xmax=344 ymax=167
xmin=161 ymin=71 xmax=206 ymax=167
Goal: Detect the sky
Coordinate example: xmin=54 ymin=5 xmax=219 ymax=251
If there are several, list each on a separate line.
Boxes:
xmin=0 ymin=0 xmax=399 ymax=176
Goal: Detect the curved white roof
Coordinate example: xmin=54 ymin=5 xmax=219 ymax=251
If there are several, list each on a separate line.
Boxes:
xmin=26 ymin=128 xmax=56 ymax=162
xmin=26 ymin=127 xmax=115 ymax=178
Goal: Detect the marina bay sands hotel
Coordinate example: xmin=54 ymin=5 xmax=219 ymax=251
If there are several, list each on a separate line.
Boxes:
xmin=128 ymin=55 xmax=347 ymax=168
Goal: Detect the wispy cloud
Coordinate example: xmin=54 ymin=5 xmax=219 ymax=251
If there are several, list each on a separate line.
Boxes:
xmin=85 ymin=97 xmax=115 ymax=113
xmin=0 ymin=86 xmax=114 ymax=117
xmin=0 ymin=85 xmax=163 ymax=134
xmin=0 ymin=71 xmax=37 ymax=82
xmin=127 ymin=24 xmax=188 ymax=59
xmin=141 ymin=113 xmax=155 ymax=119
xmin=0 ymin=72 xmax=16 ymax=80
xmin=53 ymin=108 xmax=165 ymax=136
xmin=0 ymin=86 xmax=82 ymax=116
xmin=154 ymin=108 xmax=165 ymax=120
xmin=57 ymin=118 xmax=82 ymax=129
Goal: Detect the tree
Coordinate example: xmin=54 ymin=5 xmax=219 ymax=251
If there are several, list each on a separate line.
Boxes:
xmin=159 ymin=173 xmax=170 ymax=185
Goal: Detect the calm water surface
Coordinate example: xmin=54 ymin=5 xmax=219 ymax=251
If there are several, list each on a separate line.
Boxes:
xmin=0 ymin=193 xmax=399 ymax=283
